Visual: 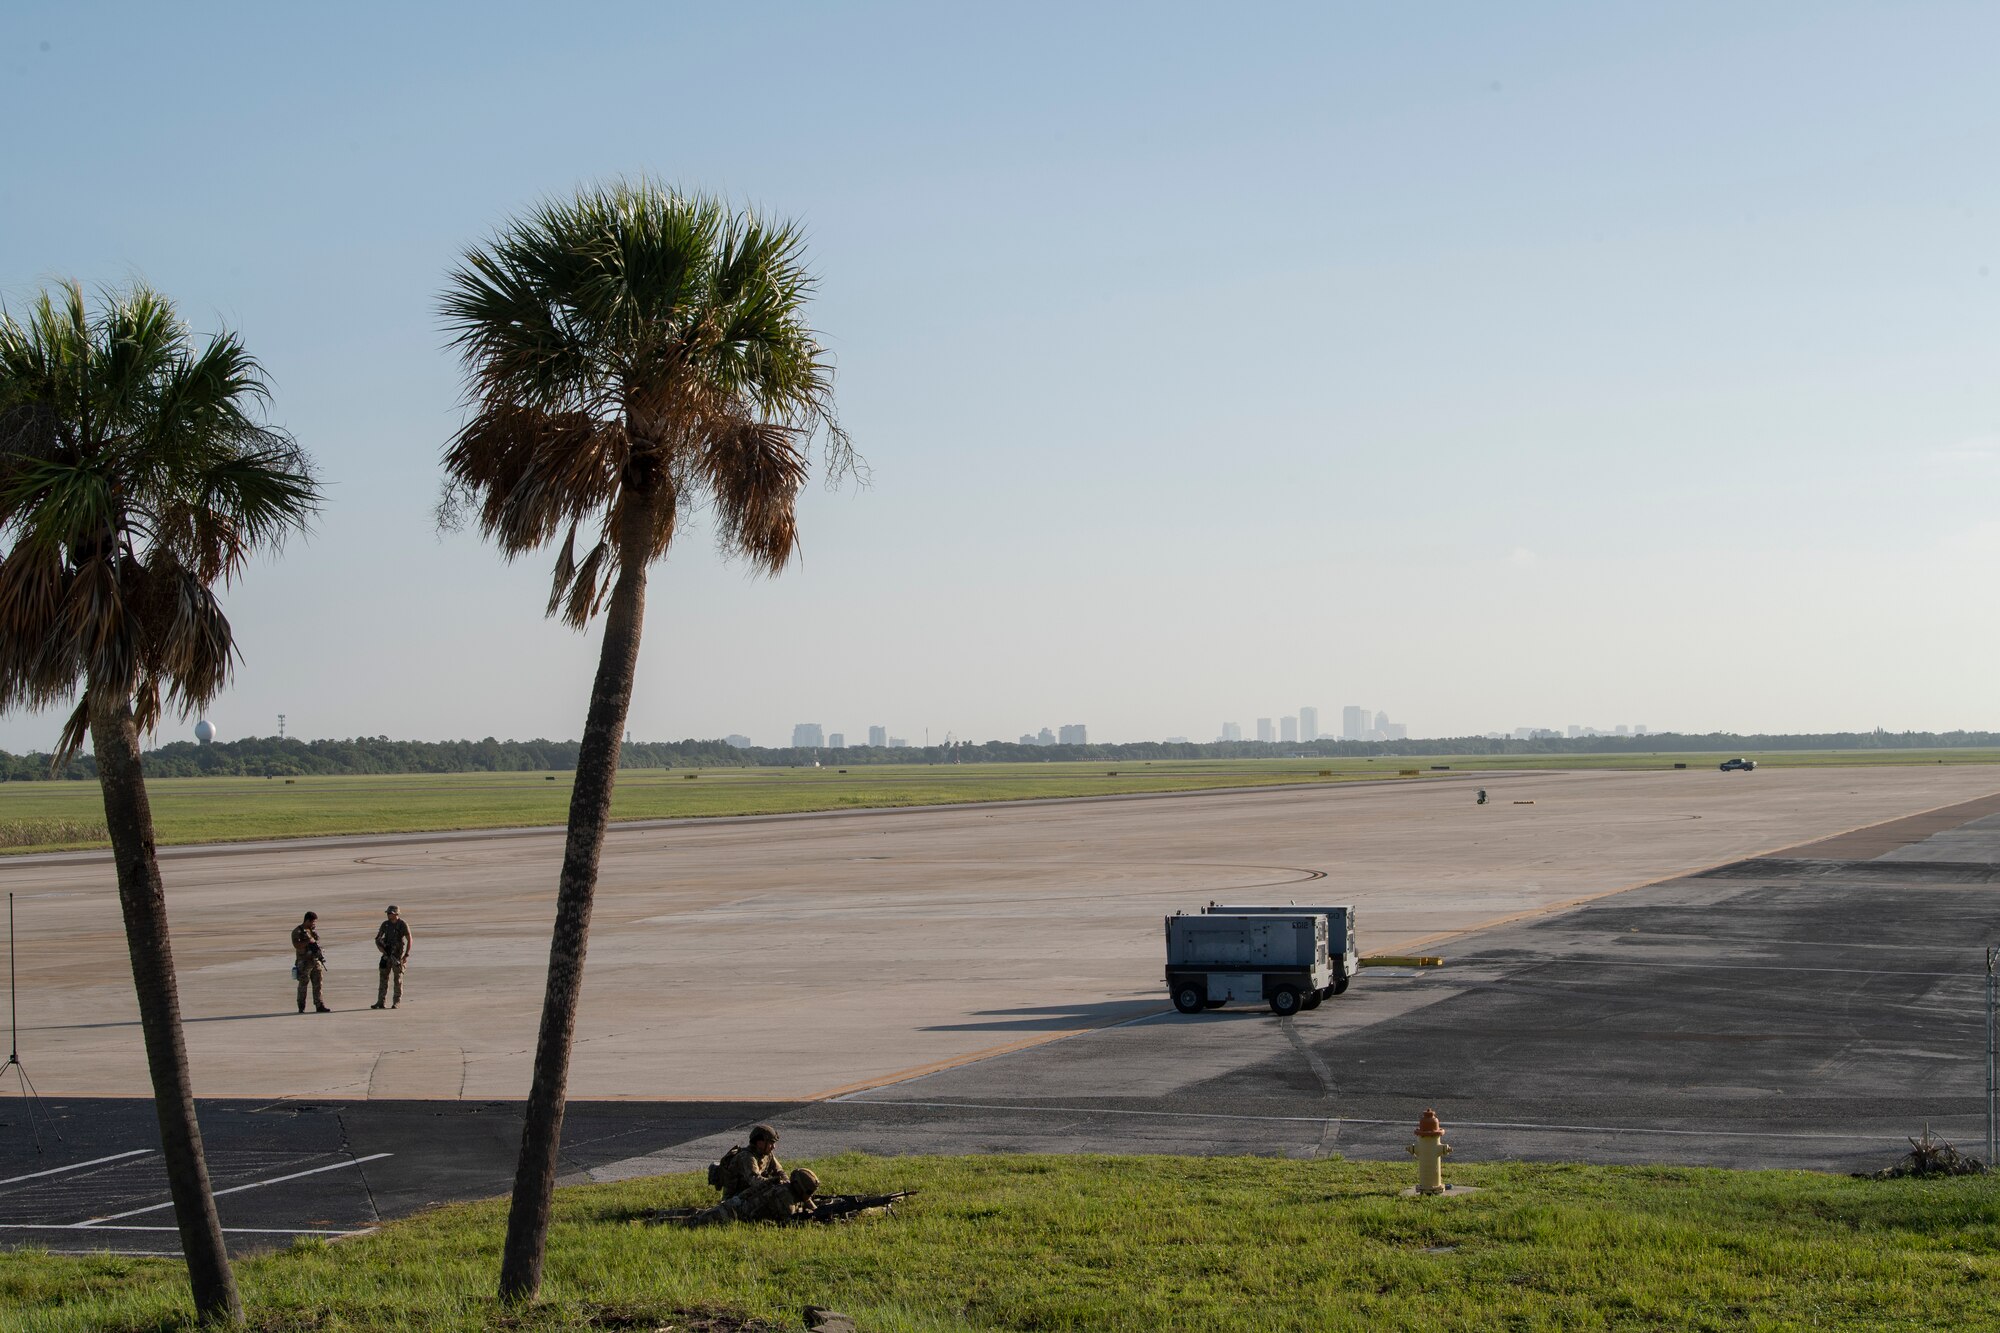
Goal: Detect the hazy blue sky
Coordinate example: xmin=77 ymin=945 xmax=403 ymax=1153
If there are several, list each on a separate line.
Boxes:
xmin=3 ymin=2 xmax=1995 ymax=749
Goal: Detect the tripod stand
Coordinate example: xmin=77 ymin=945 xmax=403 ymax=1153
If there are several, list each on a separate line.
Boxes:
xmin=3 ymin=892 xmax=59 ymax=1151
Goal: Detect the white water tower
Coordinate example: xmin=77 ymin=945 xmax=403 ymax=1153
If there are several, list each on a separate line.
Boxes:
xmin=194 ymin=719 xmax=216 ymax=745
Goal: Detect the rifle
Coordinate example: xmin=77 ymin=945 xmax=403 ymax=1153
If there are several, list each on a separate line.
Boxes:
xmin=800 ymin=1190 xmax=917 ymax=1223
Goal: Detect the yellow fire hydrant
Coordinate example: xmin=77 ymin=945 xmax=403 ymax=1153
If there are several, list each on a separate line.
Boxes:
xmin=1407 ymin=1108 xmax=1452 ymax=1194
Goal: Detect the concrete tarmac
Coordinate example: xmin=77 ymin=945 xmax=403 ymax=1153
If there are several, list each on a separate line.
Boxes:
xmin=6 ymin=766 xmax=2000 ymax=1256
xmin=592 ymin=801 xmax=2000 ymax=1182
xmin=4 ymin=765 xmax=1996 ymax=1102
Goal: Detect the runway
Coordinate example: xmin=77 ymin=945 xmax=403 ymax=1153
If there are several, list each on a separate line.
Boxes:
xmin=4 ymin=766 xmax=2000 ymax=1256
xmin=4 ymin=764 xmax=1995 ymax=1102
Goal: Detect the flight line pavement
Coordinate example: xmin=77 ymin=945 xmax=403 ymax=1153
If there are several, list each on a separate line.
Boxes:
xmin=590 ymin=802 xmax=2000 ymax=1181
xmin=4 ymin=767 xmax=2000 ymax=1255
xmin=6 ymin=764 xmax=1999 ymax=1103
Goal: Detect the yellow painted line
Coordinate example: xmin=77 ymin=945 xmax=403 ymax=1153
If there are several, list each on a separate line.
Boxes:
xmin=1362 ymin=955 xmax=1443 ymax=968
xmin=806 ymin=1019 xmax=1155 ymax=1101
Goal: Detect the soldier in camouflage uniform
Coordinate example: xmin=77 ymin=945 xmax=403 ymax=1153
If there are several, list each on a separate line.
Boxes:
xmin=712 ymin=1124 xmax=784 ymax=1197
xmin=371 ymin=905 xmax=412 ymax=1009
xmin=687 ymin=1168 xmax=819 ymax=1226
xmin=291 ymin=912 xmax=329 ymax=1013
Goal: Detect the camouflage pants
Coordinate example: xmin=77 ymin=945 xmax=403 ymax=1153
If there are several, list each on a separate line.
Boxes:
xmin=688 ymin=1181 xmax=796 ymax=1226
xmin=296 ymin=960 xmax=324 ymax=1010
xmin=376 ymin=958 xmax=405 ymax=1006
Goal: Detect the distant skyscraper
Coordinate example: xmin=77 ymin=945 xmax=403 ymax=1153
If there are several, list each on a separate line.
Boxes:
xmin=1342 ymin=706 xmax=1366 ymax=741
xmin=1635 ymin=725 xmax=1649 ymax=736
xmin=792 ymin=723 xmax=824 ymax=748
xmin=1037 ymin=727 xmax=1056 ymax=745
xmin=1385 ymin=723 xmax=1407 ymax=740
xmin=828 ymin=733 xmax=845 ymax=748
xmin=1280 ymin=716 xmax=1298 ymax=743
xmin=1299 ymin=707 xmax=1318 ymax=742
xmin=1019 ymin=733 xmax=1037 ymax=745
xmin=724 ymin=734 xmax=752 ymax=749
xmin=867 ymin=725 xmax=887 ymax=747
xmin=888 ymin=736 xmax=909 ymax=748
xmin=1058 ymin=723 xmax=1088 ymax=745
xmin=1374 ymin=710 xmax=1390 ymax=735
xmin=1614 ymin=725 xmax=1630 ymax=736
xmin=1221 ymin=722 xmax=1241 ymax=742
xmin=1256 ymin=717 xmax=1274 ymax=743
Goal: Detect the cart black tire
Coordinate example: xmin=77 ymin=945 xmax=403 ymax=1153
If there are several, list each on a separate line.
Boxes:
xmin=1332 ymin=973 xmax=1351 ymax=995
xmin=1205 ymin=1000 xmax=1226 ymax=1009
xmin=1172 ymin=984 xmax=1206 ymax=1015
xmin=1268 ymin=986 xmax=1302 ymax=1017
xmin=1301 ymin=991 xmax=1322 ymax=1010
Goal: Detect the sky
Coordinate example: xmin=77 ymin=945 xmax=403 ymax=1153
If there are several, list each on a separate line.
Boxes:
xmin=2 ymin=2 xmax=1996 ymax=749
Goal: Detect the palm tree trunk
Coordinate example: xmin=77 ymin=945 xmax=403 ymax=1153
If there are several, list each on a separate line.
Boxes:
xmin=88 ymin=686 xmax=243 ymax=1327
xmin=498 ymin=488 xmax=653 ymax=1303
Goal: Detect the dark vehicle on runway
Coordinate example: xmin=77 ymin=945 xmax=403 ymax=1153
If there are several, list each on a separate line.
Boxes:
xmin=1164 ymin=912 xmax=1330 ymax=1016
xmin=1719 ymin=757 xmax=1757 ymax=772
xmin=1206 ymin=902 xmax=1358 ymax=998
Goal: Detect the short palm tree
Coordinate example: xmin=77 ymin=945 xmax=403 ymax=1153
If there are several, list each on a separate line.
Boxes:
xmin=0 ymin=281 xmax=321 ymax=1327
xmin=439 ymin=181 xmax=850 ymax=1303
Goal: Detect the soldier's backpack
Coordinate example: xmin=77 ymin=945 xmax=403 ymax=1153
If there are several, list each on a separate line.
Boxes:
xmin=707 ymin=1146 xmax=743 ymax=1190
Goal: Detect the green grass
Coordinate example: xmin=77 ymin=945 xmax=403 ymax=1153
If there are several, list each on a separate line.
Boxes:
xmin=3 ymin=750 xmax=1997 ymax=855
xmin=5 ymin=1155 xmax=1997 ymax=1331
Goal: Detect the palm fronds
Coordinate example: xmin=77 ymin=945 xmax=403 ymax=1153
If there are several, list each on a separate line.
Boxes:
xmin=439 ymin=180 xmax=852 ymax=615
xmin=0 ymin=281 xmax=322 ymax=763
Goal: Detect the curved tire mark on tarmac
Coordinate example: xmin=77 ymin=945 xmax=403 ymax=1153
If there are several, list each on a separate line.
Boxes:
xmin=807 ymin=864 xmax=1331 ymax=1099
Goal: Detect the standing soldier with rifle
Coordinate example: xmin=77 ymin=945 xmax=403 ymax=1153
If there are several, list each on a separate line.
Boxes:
xmin=292 ymin=911 xmax=329 ymax=1013
xmin=372 ymin=905 xmax=412 ymax=1009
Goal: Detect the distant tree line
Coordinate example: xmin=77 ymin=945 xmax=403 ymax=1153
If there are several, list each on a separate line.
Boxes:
xmin=3 ymin=728 xmax=1997 ymax=781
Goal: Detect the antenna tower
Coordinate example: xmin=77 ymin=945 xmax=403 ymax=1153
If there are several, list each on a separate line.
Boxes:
xmin=3 ymin=894 xmax=59 ymax=1150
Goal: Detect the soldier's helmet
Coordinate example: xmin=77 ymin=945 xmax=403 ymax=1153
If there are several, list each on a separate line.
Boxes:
xmin=749 ymin=1123 xmax=778 ymax=1146
xmin=788 ymin=1168 xmax=820 ymax=1200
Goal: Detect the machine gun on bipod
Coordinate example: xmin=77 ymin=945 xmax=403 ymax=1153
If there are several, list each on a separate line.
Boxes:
xmin=649 ymin=1189 xmax=917 ymax=1227
xmin=800 ymin=1190 xmax=917 ymax=1224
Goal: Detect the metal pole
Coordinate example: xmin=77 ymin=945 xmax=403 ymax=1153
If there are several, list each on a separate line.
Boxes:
xmin=1987 ymin=944 xmax=1996 ymax=1170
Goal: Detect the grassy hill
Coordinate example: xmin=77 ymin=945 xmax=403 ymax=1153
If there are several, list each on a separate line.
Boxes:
xmin=6 ymin=1155 xmax=1998 ymax=1331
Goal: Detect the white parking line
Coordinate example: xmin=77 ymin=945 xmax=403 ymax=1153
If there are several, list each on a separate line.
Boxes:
xmin=0 ymin=1223 xmax=375 ymax=1236
xmin=0 ymin=1149 xmax=153 ymax=1186
xmin=73 ymin=1153 xmax=392 ymax=1226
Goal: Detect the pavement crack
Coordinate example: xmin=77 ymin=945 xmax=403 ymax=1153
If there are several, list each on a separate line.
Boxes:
xmin=1280 ymin=1019 xmax=1338 ymax=1099
xmin=333 ymin=1108 xmax=384 ymax=1225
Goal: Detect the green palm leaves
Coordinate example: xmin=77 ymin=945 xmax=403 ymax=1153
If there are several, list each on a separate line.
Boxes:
xmin=439 ymin=181 xmax=851 ymax=625
xmin=441 ymin=181 xmax=851 ymax=1305
xmin=0 ymin=282 xmax=321 ymax=758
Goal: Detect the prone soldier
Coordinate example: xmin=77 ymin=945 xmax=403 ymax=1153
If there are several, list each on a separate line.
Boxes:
xmin=686 ymin=1168 xmax=819 ymax=1226
xmin=710 ymin=1124 xmax=784 ymax=1197
xmin=291 ymin=912 xmax=330 ymax=1014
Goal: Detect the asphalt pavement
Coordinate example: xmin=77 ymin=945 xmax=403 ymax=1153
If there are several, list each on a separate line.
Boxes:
xmin=7 ymin=789 xmax=2000 ymax=1258
xmin=0 ymin=1100 xmax=795 ymax=1256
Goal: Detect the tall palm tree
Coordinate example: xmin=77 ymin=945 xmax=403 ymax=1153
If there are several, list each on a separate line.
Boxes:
xmin=0 ymin=281 xmax=321 ymax=1327
xmin=440 ymin=181 xmax=850 ymax=1303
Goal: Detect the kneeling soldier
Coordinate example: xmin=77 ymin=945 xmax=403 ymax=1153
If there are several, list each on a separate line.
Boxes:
xmin=688 ymin=1168 xmax=819 ymax=1226
xmin=711 ymin=1124 xmax=784 ymax=1197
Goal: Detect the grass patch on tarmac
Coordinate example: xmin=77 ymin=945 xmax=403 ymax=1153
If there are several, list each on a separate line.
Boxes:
xmin=6 ymin=1155 xmax=1998 ymax=1332
xmin=3 ymin=750 xmax=1997 ymax=854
